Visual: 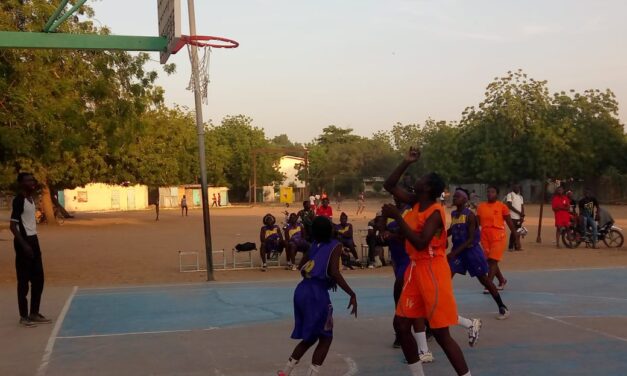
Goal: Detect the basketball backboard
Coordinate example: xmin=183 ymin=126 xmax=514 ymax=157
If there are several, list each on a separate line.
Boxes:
xmin=158 ymin=0 xmax=181 ymax=64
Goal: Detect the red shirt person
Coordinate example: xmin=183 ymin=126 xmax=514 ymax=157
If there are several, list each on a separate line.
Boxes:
xmin=551 ymin=186 xmax=571 ymax=248
xmin=315 ymin=198 xmax=333 ymax=220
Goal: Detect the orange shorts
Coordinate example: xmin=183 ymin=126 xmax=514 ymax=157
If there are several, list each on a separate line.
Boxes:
xmin=481 ymin=228 xmax=507 ymax=261
xmin=396 ymin=257 xmax=458 ymax=329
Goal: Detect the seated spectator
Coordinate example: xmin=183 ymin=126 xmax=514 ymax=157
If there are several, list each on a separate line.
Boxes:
xmin=298 ymin=201 xmax=315 ymax=242
xmin=284 ymin=213 xmax=309 ymax=271
xmin=335 ymin=212 xmax=361 ymax=265
xmin=367 ymin=213 xmax=388 ymax=268
xmin=316 ymin=198 xmax=333 ymax=220
xmin=260 ymin=214 xmax=285 ymax=271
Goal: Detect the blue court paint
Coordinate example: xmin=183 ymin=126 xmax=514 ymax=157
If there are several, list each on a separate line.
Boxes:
xmin=51 ymin=268 xmax=627 ymax=376
xmin=61 ymin=268 xmax=627 ymax=337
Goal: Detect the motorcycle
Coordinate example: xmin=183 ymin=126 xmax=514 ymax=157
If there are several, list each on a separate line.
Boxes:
xmin=561 ymin=213 xmax=624 ymax=249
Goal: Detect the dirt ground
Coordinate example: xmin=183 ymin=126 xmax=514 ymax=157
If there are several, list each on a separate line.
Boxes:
xmin=1 ymin=201 xmax=626 ymax=287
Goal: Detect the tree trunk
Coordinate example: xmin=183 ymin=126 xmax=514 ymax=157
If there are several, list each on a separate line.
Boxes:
xmin=51 ymin=193 xmax=73 ymax=218
xmin=40 ymin=183 xmax=59 ymax=225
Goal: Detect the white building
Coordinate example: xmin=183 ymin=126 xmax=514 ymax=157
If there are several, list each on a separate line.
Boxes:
xmin=278 ymin=155 xmax=306 ymax=188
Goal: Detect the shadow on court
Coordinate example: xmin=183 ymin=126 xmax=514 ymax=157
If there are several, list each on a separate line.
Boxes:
xmin=44 ymin=268 xmax=627 ymax=375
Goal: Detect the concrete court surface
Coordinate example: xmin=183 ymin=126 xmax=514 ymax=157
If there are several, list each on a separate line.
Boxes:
xmin=2 ymin=267 xmax=627 ymax=376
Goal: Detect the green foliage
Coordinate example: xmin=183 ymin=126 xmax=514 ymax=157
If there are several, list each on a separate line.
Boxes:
xmin=1 ymin=3 xmax=624 ymax=203
xmin=210 ymin=115 xmax=282 ymax=199
xmin=0 ymin=1 xmax=164 ymax=191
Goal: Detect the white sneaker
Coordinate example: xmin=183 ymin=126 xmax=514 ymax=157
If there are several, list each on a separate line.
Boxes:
xmin=468 ymin=318 xmax=482 ymax=347
xmin=291 ymin=265 xmax=298 ymax=271
xmin=368 ymin=264 xmax=375 ymax=269
xmin=419 ymin=351 xmax=434 ymax=363
xmin=496 ymin=307 xmax=510 ymax=320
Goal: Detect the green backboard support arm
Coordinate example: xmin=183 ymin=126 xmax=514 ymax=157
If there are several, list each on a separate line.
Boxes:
xmin=44 ymin=0 xmax=88 ymax=33
xmin=0 ymin=31 xmax=168 ymax=52
xmin=43 ymin=0 xmax=70 ymax=32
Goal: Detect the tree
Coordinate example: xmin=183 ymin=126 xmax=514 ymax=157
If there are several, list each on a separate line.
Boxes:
xmin=0 ymin=1 xmax=165 ymax=222
xmin=458 ymin=70 xmax=557 ymax=183
xmin=210 ymin=115 xmax=282 ymax=200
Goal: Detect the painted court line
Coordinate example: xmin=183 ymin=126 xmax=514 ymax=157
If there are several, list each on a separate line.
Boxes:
xmin=36 ymin=286 xmax=78 ymax=376
xmin=553 ymin=315 xmax=627 ymax=319
xmin=517 ymin=291 xmax=627 ymax=302
xmin=57 ymin=327 xmax=219 ymax=340
xmin=77 ymin=274 xmax=394 ymax=292
xmin=518 ymin=266 xmax=627 ymax=273
xmin=529 ymin=311 xmax=627 ymax=343
xmin=341 ymin=356 xmax=359 ymax=376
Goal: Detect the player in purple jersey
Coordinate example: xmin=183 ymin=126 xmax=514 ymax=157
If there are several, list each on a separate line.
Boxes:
xmin=278 ymin=216 xmax=358 ymax=376
xmin=448 ymin=188 xmax=510 ymax=346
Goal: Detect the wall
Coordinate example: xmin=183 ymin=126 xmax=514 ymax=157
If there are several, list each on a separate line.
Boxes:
xmin=278 ymin=156 xmax=306 ymax=188
xmin=159 ymin=187 xmax=179 ymax=208
xmin=63 ymin=183 xmax=148 ymax=212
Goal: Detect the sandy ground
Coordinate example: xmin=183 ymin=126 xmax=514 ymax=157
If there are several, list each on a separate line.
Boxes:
xmin=0 ymin=201 xmax=625 ymax=287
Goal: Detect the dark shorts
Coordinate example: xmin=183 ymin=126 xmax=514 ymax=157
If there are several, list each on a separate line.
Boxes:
xmin=393 ymin=260 xmax=410 ymax=280
xmin=340 ymin=238 xmax=355 ymax=248
xmin=449 ymin=245 xmax=489 ymax=278
xmin=263 ymin=237 xmax=281 ymax=252
xmin=289 ymin=239 xmax=310 ymax=253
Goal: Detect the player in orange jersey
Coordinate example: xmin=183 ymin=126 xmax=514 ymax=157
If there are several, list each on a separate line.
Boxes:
xmin=476 ymin=185 xmax=518 ymax=305
xmin=382 ymin=147 xmax=471 ymax=376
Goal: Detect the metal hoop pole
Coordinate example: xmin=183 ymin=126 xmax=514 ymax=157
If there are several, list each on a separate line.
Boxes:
xmin=188 ymin=0 xmax=214 ymax=281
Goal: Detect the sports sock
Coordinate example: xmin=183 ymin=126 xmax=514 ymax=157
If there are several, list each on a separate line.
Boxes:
xmin=493 ymin=293 xmax=506 ymax=309
xmin=458 ymin=315 xmax=473 ymax=329
xmin=408 ymin=360 xmax=425 ymax=376
xmin=306 ymin=364 xmax=320 ymax=376
xmin=414 ymin=331 xmax=429 ymax=354
xmin=283 ymin=357 xmax=298 ymax=375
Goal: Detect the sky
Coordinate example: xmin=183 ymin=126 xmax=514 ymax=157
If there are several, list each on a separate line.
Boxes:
xmin=90 ymin=0 xmax=627 ymax=142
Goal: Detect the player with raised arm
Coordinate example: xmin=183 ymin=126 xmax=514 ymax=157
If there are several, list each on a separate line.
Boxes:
xmin=382 ymin=148 xmax=472 ymax=376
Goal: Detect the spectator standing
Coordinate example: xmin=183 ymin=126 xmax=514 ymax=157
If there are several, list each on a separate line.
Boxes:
xmin=356 ymin=192 xmax=366 ymax=216
xmin=505 ymin=184 xmax=525 ymax=251
xmin=181 ymin=195 xmax=188 ymax=216
xmin=10 ymin=173 xmax=53 ymax=327
xmin=148 ymin=187 xmax=160 ymax=221
xmin=551 ymin=186 xmax=570 ymax=248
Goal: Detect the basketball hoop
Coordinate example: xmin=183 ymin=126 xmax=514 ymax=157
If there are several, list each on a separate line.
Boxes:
xmin=172 ymin=35 xmax=239 ymax=104
xmin=179 ymin=35 xmax=239 ymax=49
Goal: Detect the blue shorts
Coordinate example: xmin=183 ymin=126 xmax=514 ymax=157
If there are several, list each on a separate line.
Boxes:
xmin=291 ymin=279 xmax=333 ymax=342
xmin=449 ymin=245 xmax=489 ymax=278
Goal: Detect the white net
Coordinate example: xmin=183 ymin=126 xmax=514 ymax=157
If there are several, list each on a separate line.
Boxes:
xmin=186 ymin=44 xmax=211 ymax=104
